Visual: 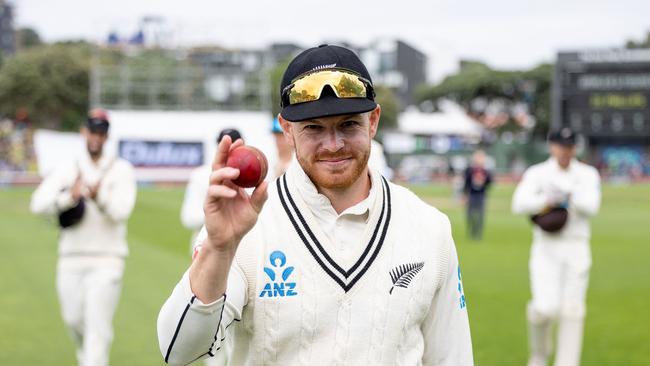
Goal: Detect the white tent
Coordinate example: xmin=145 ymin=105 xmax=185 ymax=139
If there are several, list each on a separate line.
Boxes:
xmin=398 ymin=100 xmax=483 ymax=137
xmin=384 ymin=100 xmax=484 ymax=154
xmin=33 ymin=129 xmax=85 ymax=177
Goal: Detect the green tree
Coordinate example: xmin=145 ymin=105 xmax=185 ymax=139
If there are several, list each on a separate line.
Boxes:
xmin=416 ymin=61 xmax=553 ymax=137
xmin=0 ymin=43 xmax=90 ymax=130
xmin=374 ymin=85 xmax=399 ymax=136
xmin=625 ymin=31 xmax=650 ymax=49
xmin=269 ymin=57 xmax=291 ymax=118
xmin=15 ymin=27 xmax=42 ymax=49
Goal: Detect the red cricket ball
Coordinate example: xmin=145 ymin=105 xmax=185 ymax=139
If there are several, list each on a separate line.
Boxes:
xmin=226 ymin=146 xmax=268 ymax=188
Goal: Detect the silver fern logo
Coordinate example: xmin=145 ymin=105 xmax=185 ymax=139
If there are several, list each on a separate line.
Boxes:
xmin=389 ymin=262 xmax=425 ymax=294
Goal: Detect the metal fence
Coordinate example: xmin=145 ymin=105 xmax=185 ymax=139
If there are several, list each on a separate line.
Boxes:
xmin=90 ymin=47 xmax=272 ymax=111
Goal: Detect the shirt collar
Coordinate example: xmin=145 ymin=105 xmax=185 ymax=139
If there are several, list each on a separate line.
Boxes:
xmin=287 ymin=159 xmax=380 ymax=219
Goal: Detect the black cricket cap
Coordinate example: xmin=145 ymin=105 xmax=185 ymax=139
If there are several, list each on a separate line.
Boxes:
xmin=280 ymin=44 xmax=377 ymax=122
xmin=86 ymin=108 xmax=110 ymax=134
xmin=548 ymin=127 xmax=577 ymax=146
xmin=217 ymin=128 xmax=242 ymax=143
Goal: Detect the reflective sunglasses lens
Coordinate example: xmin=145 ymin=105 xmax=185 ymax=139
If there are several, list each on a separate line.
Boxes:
xmin=288 ymin=71 xmax=367 ymax=105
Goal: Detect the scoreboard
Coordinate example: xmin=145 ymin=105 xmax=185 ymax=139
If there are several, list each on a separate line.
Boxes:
xmin=552 ymin=49 xmax=650 ymax=137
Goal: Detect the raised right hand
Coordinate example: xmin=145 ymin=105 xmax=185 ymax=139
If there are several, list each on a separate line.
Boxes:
xmin=203 ymin=135 xmax=268 ymax=254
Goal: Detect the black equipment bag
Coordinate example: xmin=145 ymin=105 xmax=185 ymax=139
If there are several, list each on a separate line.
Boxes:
xmin=58 ymin=198 xmax=86 ymax=228
xmin=530 ymin=207 xmax=568 ymax=233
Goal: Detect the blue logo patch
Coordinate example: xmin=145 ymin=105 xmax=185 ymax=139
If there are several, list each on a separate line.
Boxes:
xmin=457 ymin=265 xmax=466 ymax=309
xmin=259 ymin=250 xmax=298 ymax=298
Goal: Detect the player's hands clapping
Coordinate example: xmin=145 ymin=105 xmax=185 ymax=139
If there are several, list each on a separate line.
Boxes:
xmin=544 ymin=183 xmax=571 ymax=208
xmin=203 ymin=135 xmax=268 ymax=254
xmin=87 ymin=182 xmax=100 ymax=200
xmin=71 ymin=176 xmax=84 ymax=202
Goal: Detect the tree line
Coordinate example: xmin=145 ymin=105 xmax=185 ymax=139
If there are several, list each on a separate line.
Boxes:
xmin=1 ymin=28 xmax=647 ymax=133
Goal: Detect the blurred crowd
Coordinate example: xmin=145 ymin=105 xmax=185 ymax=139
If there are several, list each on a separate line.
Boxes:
xmin=2 ymin=112 xmax=649 ymax=186
xmin=592 ymin=146 xmax=650 ymax=180
xmin=0 ymin=117 xmax=36 ymax=174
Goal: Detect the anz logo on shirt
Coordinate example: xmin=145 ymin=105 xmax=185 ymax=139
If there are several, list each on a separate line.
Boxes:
xmin=259 ymin=250 xmax=298 ymax=298
xmin=458 ymin=265 xmax=466 ymax=309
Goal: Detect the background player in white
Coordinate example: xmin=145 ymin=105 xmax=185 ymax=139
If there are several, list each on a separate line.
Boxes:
xmin=369 ymin=139 xmax=393 ymax=180
xmin=180 ymin=128 xmax=243 ymax=366
xmin=270 ymin=117 xmax=293 ymax=179
xmin=512 ymin=127 xmax=601 ymax=366
xmin=31 ymin=109 xmax=137 ymax=366
xmin=181 ymin=128 xmax=243 ymax=248
xmin=158 ymin=44 xmax=473 ymax=365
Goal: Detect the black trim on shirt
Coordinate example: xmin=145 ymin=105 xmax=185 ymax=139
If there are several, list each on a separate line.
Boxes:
xmin=205 ymin=319 xmax=242 ymax=358
xmin=164 ymin=295 xmax=196 ymax=364
xmin=207 ymin=294 xmax=227 ymax=356
xmin=277 ymin=174 xmax=392 ymax=292
xmin=346 ymin=177 xmax=392 ymax=290
xmin=282 ymin=175 xmax=347 ymax=276
xmin=347 ymin=177 xmax=388 ymax=276
xmin=277 ymin=178 xmax=348 ymax=290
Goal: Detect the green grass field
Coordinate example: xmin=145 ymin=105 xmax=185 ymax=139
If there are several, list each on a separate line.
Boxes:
xmin=1 ymin=183 xmax=649 ymax=365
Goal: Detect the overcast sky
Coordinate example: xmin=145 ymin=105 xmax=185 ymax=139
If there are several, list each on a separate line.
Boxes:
xmin=12 ymin=0 xmax=650 ymax=81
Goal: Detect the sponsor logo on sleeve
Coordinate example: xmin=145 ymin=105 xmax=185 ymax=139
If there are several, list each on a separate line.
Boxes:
xmin=458 ymin=265 xmax=466 ymax=309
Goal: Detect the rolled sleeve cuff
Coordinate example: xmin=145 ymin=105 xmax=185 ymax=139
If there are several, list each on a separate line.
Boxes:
xmin=180 ymin=271 xmax=226 ymax=314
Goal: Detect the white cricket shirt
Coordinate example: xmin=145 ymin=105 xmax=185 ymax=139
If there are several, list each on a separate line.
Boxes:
xmin=158 ymin=162 xmax=473 ymax=365
xmin=512 ymin=157 xmax=601 ymax=242
xmin=31 ymin=151 xmax=137 ymax=257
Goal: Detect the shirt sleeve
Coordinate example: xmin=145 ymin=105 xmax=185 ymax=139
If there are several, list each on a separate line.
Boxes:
xmin=30 ymin=163 xmax=77 ymax=216
xmin=421 ymin=217 xmax=474 ymax=366
xmin=157 ymin=229 xmax=248 ymax=366
xmin=180 ymin=168 xmax=208 ymax=230
xmin=512 ymin=168 xmax=547 ymax=215
xmin=570 ymin=168 xmax=601 ymax=217
xmin=95 ymin=161 xmax=137 ymax=223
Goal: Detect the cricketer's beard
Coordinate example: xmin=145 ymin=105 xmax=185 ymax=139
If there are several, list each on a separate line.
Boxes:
xmin=296 ymin=142 xmax=370 ymax=190
xmin=87 ymin=141 xmax=103 ymax=160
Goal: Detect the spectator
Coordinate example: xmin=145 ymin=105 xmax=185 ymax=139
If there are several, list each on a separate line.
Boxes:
xmin=463 ymin=150 xmax=492 ymax=240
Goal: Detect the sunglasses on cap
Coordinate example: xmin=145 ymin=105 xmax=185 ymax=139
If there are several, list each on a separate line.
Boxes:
xmin=281 ymin=68 xmax=375 ymax=107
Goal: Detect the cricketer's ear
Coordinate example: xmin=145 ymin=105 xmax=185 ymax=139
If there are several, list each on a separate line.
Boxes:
xmin=278 ymin=114 xmax=295 ymax=148
xmin=368 ymin=104 xmax=381 ymax=140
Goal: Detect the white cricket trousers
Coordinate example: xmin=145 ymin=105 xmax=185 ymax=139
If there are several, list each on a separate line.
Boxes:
xmin=528 ymin=239 xmax=591 ymax=366
xmin=529 ymin=239 xmax=591 ymax=319
xmin=56 ymin=256 xmax=125 ymax=366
